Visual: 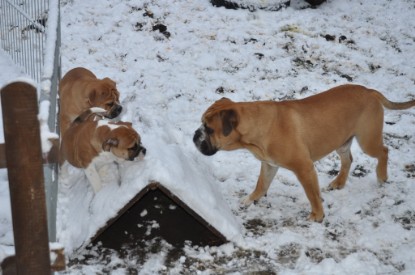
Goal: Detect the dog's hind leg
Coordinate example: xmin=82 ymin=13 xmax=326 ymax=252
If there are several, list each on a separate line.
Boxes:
xmin=357 ymin=134 xmax=388 ymax=184
xmin=241 ymin=162 xmax=278 ymax=206
xmin=328 ymin=138 xmax=353 ymax=190
xmin=356 ymin=113 xmax=389 ymax=184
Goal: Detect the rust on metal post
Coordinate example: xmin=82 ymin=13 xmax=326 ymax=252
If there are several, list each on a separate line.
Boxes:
xmin=1 ymin=82 xmax=51 ymax=274
xmin=0 ymin=138 xmax=59 ymax=168
xmin=0 ymin=143 xmax=6 ymax=168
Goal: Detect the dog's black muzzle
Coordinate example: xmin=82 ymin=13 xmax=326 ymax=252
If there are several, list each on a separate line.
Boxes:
xmin=193 ymin=128 xmax=218 ymax=156
xmin=107 ymin=104 xmax=123 ymax=119
xmin=128 ymin=143 xmax=147 ymax=161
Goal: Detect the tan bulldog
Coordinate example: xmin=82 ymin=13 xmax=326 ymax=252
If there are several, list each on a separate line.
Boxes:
xmin=59 ymin=67 xmax=122 ymax=136
xmin=60 ymin=108 xmax=146 ymax=193
xmin=193 ymin=84 xmax=415 ymax=222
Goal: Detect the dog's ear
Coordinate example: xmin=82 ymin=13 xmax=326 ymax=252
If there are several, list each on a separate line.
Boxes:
xmin=103 ymin=77 xmax=116 ymax=87
xmin=220 ymin=109 xmax=238 ymax=136
xmin=102 ymin=138 xmax=119 ymax=151
xmin=88 ymin=89 xmax=97 ymax=105
xmin=217 ymin=97 xmax=233 ymax=103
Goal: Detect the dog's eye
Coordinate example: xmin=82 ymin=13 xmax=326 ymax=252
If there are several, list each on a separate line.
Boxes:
xmin=106 ymin=102 xmax=114 ymax=107
xmin=205 ymin=126 xmax=214 ymax=135
xmin=128 ymin=144 xmax=138 ymax=151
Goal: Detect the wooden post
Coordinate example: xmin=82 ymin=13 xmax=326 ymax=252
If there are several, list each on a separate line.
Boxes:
xmin=1 ymin=82 xmax=51 ymax=274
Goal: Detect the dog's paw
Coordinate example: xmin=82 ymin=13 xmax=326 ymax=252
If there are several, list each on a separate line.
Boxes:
xmin=322 ymin=185 xmax=334 ymax=192
xmin=240 ymin=195 xmax=254 ymax=208
xmin=377 ymin=178 xmax=389 ymax=185
xmin=308 ymin=212 xmax=325 ymax=223
xmin=326 ymin=181 xmax=345 ymax=191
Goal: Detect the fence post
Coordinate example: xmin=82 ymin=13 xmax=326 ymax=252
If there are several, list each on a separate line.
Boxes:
xmin=40 ymin=0 xmax=61 ymax=243
xmin=1 ymin=82 xmax=51 ymax=274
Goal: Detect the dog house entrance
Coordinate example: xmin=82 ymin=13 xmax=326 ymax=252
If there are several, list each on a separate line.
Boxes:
xmin=90 ymin=182 xmax=227 ymax=251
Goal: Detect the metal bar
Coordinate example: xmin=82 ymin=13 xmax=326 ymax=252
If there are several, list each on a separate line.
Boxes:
xmin=1 ymin=81 xmax=51 ymax=274
xmin=3 ymin=0 xmax=45 ymax=33
xmin=1 ymin=0 xmax=61 ymax=247
xmin=1 ymin=0 xmax=47 ymax=83
xmin=40 ymin=0 xmax=61 ymax=243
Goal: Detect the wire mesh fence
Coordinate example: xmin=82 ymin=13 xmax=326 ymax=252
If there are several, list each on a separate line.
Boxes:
xmin=0 ymin=0 xmax=49 ymax=83
xmin=0 ymin=0 xmax=61 ymax=242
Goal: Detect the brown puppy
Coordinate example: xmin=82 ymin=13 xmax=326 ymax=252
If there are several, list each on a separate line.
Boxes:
xmin=60 ymin=108 xmax=146 ymax=193
xmin=193 ymin=84 xmax=415 ymax=222
xmin=59 ymin=67 xmax=122 ymax=136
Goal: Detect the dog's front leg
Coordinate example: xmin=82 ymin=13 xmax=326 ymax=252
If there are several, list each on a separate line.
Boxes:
xmin=85 ymin=163 xmax=103 ymax=193
xmin=241 ymin=162 xmax=278 ymax=206
xmin=293 ymin=161 xmax=324 ymax=222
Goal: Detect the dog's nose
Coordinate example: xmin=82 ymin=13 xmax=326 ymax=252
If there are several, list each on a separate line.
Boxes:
xmin=140 ymin=146 xmax=147 ymax=155
xmin=113 ymin=105 xmax=122 ymax=116
xmin=193 ymin=129 xmax=202 ymax=144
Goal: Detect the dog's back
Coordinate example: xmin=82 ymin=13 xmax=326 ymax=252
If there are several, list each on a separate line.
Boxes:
xmin=59 ymin=109 xmax=103 ymax=168
xmin=59 ymin=67 xmax=96 ymax=93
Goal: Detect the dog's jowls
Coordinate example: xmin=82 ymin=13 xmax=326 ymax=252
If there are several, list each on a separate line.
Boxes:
xmin=193 ymin=84 xmax=415 ymax=222
xmin=59 ymin=67 xmax=122 ymax=136
xmin=60 ymin=108 xmax=146 ymax=193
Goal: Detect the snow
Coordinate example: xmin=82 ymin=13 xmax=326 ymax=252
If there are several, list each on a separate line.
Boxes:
xmin=1 ymin=0 xmax=415 ymax=273
xmin=41 ymin=0 xmax=59 ymax=83
xmin=38 ymin=100 xmax=59 ymax=154
xmin=58 ymin=138 xmax=243 ymax=253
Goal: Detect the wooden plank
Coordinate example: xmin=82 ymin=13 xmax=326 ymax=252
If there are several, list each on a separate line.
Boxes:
xmin=1 ymin=82 xmax=51 ymax=274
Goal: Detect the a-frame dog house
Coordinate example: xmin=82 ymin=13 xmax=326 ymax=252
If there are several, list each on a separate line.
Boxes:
xmin=59 ymin=143 xmax=242 ymax=256
xmin=90 ymin=182 xmax=227 ymax=250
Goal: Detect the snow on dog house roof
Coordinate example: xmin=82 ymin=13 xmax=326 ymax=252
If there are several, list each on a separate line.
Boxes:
xmin=58 ymin=141 xmax=243 ymax=254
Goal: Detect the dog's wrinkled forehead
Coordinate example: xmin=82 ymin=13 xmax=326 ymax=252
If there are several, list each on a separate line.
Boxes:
xmin=113 ymin=125 xmax=140 ymax=145
xmin=202 ymin=97 xmax=234 ymax=123
xmin=89 ymin=82 xmax=120 ymax=106
xmin=101 ymin=82 xmax=120 ymax=100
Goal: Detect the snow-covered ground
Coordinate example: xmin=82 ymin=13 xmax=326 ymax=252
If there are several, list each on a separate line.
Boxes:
xmin=1 ymin=0 xmax=415 ymax=273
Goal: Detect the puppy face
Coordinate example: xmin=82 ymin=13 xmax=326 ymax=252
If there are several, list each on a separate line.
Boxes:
xmin=102 ymin=123 xmax=146 ymax=161
xmin=193 ymin=98 xmax=239 ymax=156
xmin=88 ymin=78 xmax=122 ymax=119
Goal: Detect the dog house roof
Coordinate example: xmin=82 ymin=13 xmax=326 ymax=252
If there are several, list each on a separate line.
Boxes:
xmin=58 ymin=140 xmax=243 ymax=254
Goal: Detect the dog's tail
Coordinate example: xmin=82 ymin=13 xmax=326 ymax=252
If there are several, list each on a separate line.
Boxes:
xmin=370 ymin=90 xmax=415 ymax=110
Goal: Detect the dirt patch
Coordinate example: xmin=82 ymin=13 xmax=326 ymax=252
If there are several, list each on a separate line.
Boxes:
xmin=393 ymin=210 xmax=415 ymax=230
xmin=244 ymin=218 xmax=276 ymax=236
xmin=351 ymin=165 xmax=369 ymax=178
xmin=305 ymin=247 xmax=325 ymax=263
xmin=404 ymin=164 xmax=415 ymax=178
xmin=276 ymin=243 xmax=301 ymax=268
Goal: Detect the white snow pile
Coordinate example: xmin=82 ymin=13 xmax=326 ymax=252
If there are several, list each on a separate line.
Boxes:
xmin=57 ymin=132 xmax=243 ymax=253
xmin=1 ymin=0 xmax=415 ymax=273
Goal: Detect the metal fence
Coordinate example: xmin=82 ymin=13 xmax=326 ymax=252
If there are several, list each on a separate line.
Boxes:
xmin=0 ymin=0 xmax=48 ymax=83
xmin=0 ymin=0 xmax=61 ymax=242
